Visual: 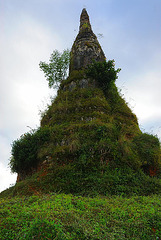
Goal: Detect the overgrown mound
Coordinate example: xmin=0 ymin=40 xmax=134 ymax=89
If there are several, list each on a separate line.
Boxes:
xmin=6 ymin=8 xmax=161 ymax=197
xmin=8 ymin=61 xmax=161 ymax=197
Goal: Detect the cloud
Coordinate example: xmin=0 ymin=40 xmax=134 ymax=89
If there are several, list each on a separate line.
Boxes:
xmin=0 ymin=14 xmax=60 ymax=130
xmin=0 ymin=162 xmax=17 ymax=193
xmin=0 ymin=14 xmax=60 ymax=192
xmin=0 ymin=135 xmax=17 ymax=193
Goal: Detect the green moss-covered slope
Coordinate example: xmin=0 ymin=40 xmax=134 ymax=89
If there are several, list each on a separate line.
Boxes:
xmin=8 ymin=77 xmax=161 ymax=197
xmin=40 ymin=82 xmax=140 ymax=169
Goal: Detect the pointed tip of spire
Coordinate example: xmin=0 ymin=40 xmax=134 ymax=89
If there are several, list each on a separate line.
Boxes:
xmin=69 ymin=8 xmax=106 ymax=74
xmin=79 ymin=8 xmax=92 ymax=32
xmin=81 ymin=8 xmax=88 ymax=16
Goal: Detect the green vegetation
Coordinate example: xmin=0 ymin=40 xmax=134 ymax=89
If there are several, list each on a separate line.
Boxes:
xmin=132 ymin=133 xmax=161 ymax=174
xmin=39 ymin=49 xmax=70 ymax=88
xmin=10 ymin=127 xmax=51 ymax=174
xmin=82 ymin=22 xmax=90 ymax=30
xmin=0 ymin=193 xmax=161 ymax=240
xmin=1 ymin=163 xmax=161 ymax=198
xmin=10 ymin=60 xmax=161 ymax=196
xmin=86 ymin=60 xmax=121 ymax=92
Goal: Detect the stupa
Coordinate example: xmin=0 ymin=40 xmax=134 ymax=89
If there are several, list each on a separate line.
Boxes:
xmin=12 ymin=9 xmax=160 ymax=196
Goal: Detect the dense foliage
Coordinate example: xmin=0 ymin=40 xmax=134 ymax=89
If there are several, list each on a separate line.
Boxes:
xmin=86 ymin=60 xmax=121 ymax=91
xmin=132 ymin=133 xmax=161 ymax=174
xmin=6 ymin=157 xmax=161 ymax=198
xmin=0 ymin=193 xmax=161 ymax=240
xmin=39 ymin=49 xmax=70 ymax=88
xmin=10 ymin=127 xmax=51 ymax=173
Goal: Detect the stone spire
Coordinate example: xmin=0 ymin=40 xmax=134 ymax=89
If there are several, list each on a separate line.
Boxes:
xmin=79 ymin=8 xmax=92 ymax=34
xmin=69 ymin=9 xmax=106 ymax=74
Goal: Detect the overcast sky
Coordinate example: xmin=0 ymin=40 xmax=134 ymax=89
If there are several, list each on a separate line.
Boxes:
xmin=1 ymin=0 xmax=161 ymax=192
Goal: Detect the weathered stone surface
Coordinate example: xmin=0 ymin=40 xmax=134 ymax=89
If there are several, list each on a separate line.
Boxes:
xmin=69 ymin=8 xmax=106 ymax=74
xmin=78 ymin=79 xmax=89 ymax=88
xmin=61 ymin=78 xmax=97 ymax=92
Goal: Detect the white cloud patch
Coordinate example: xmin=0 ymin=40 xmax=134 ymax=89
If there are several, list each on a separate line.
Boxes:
xmin=0 ymin=135 xmax=17 ymax=193
xmin=0 ymin=14 xmax=60 ymax=192
xmin=124 ymin=71 xmax=161 ymax=121
xmin=0 ymin=162 xmax=17 ymax=193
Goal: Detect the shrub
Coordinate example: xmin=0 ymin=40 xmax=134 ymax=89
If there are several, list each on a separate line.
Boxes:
xmin=132 ymin=133 xmax=161 ymax=174
xmin=86 ymin=60 xmax=121 ymax=92
xmin=10 ymin=127 xmax=51 ymax=174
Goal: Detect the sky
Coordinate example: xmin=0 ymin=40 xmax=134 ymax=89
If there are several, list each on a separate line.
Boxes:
xmin=1 ymin=0 xmax=161 ymax=192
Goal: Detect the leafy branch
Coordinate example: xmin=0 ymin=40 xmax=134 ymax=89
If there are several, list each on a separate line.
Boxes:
xmin=39 ymin=49 xmax=70 ymax=89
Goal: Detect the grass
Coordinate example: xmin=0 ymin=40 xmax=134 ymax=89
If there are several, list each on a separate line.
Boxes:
xmin=0 ymin=193 xmax=161 ymax=239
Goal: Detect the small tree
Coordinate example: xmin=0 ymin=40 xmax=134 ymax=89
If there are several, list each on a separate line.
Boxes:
xmin=39 ymin=49 xmax=70 ymax=89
